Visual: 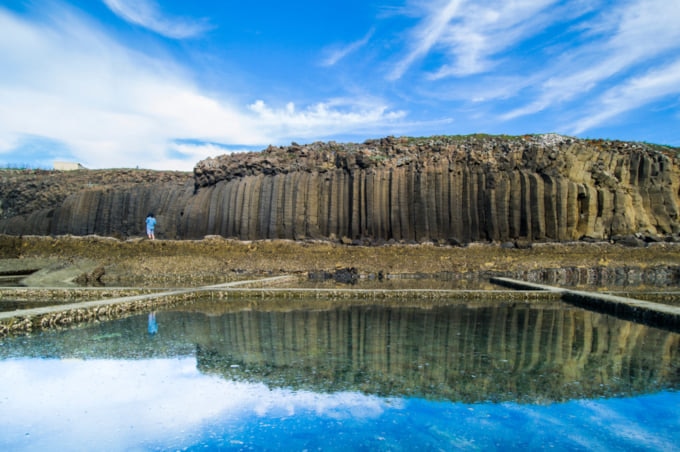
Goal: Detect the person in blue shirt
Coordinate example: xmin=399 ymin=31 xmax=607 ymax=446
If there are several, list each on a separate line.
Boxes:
xmin=145 ymin=213 xmax=157 ymax=240
xmin=148 ymin=311 xmax=158 ymax=335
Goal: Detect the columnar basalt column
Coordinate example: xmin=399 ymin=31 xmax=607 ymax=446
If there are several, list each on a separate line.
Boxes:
xmin=2 ymin=135 xmax=679 ymax=242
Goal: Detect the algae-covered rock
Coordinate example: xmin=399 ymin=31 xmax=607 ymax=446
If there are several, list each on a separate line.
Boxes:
xmin=20 ymin=259 xmax=101 ymax=287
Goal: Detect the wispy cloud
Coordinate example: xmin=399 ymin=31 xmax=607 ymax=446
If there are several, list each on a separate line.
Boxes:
xmin=428 ymin=0 xmax=560 ymax=79
xmin=388 ymin=0 xmax=463 ymax=80
xmin=322 ymin=28 xmax=375 ymax=67
xmin=3 ymin=0 xmax=677 ymax=171
xmin=571 ymin=58 xmax=680 ymax=134
xmin=385 ymin=0 xmax=680 ymax=138
xmin=503 ymin=0 xmax=680 ymax=122
xmin=389 ymin=0 xmax=560 ymax=80
xmin=102 ymin=0 xmax=212 ymax=39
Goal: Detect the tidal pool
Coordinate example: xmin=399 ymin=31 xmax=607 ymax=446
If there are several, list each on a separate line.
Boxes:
xmin=1 ymin=298 xmax=678 ymax=451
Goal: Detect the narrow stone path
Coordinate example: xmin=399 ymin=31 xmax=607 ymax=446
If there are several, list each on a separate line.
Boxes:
xmin=0 ymin=275 xmax=294 ymax=321
xmin=4 ymin=275 xmax=679 ymax=335
xmin=0 ymin=276 xmax=296 ymax=335
xmin=491 ymin=277 xmax=680 ymax=331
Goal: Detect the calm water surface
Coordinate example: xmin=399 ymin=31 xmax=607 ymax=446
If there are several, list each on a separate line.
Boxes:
xmin=1 ymin=297 xmax=678 ymax=451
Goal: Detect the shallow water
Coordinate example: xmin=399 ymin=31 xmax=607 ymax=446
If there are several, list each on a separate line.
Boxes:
xmin=1 ymin=297 xmax=678 ymax=451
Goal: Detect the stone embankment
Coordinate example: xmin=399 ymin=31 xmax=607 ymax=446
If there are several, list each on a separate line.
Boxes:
xmin=0 ymin=289 xmax=195 ymax=337
xmin=2 ymin=233 xmax=680 ymax=336
xmin=0 ymin=277 xmax=295 ymax=336
xmin=0 ymin=279 xmax=558 ymax=337
xmin=492 ymin=277 xmax=680 ymax=332
xmin=1 ymin=134 xmax=679 ymax=244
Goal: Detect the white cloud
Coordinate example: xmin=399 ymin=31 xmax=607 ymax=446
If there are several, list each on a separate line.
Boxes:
xmin=503 ymin=0 xmax=680 ymax=121
xmin=0 ymin=5 xmax=408 ymax=170
xmin=385 ymin=0 xmax=680 ymax=138
xmin=322 ymin=28 xmax=375 ymax=67
xmin=0 ymin=5 xmax=261 ymax=170
xmin=102 ymin=0 xmax=212 ymax=39
xmin=429 ymin=0 xmax=560 ymax=78
xmin=389 ymin=0 xmax=463 ymax=80
xmin=571 ymin=59 xmax=680 ymax=133
xmin=249 ymin=98 xmax=407 ymax=138
xmin=389 ymin=0 xmax=560 ymax=80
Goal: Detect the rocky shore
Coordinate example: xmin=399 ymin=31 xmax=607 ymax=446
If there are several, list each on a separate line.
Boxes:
xmin=2 ymin=233 xmax=680 ymax=337
xmin=2 ymin=234 xmax=680 ymax=290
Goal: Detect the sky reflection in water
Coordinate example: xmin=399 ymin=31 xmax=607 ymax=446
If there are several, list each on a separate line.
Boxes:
xmin=0 ymin=300 xmax=678 ymax=451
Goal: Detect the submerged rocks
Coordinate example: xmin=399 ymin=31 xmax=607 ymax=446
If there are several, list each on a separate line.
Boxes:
xmin=74 ymin=265 xmax=106 ymax=286
xmin=308 ymin=267 xmax=360 ymax=284
xmin=515 ymin=265 xmax=680 ymax=288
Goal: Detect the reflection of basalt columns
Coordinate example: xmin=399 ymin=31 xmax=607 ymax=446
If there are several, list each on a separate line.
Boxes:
xmin=193 ymin=303 xmax=680 ymax=403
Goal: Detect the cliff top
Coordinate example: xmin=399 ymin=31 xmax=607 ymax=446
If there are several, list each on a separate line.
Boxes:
xmin=193 ymin=133 xmax=679 ymax=188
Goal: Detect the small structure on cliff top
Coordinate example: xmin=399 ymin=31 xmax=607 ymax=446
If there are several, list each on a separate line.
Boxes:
xmin=54 ymin=161 xmax=87 ymax=171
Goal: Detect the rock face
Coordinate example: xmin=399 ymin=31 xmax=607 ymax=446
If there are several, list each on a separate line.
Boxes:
xmin=0 ymin=168 xmax=188 ymax=221
xmin=2 ymin=134 xmax=679 ymax=243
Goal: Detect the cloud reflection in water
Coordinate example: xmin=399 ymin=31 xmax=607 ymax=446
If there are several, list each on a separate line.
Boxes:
xmin=0 ymin=357 xmax=398 ymax=451
xmin=1 ymin=357 xmax=678 ymax=451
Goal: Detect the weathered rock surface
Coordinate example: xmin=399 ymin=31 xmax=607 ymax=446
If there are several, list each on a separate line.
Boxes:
xmin=0 ymin=168 xmax=188 ymax=220
xmin=2 ymin=134 xmax=679 ymax=243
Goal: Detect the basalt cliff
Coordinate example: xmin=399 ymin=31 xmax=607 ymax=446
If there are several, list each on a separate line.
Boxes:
xmin=2 ymin=134 xmax=679 ymax=244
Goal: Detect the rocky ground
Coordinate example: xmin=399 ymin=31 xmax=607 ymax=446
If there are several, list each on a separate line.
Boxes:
xmin=2 ymin=160 xmax=680 ymax=291
xmin=1 ymin=234 xmax=679 ymax=291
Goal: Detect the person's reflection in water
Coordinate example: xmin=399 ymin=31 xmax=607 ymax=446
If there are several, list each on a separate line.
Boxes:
xmin=148 ymin=311 xmax=158 ymax=335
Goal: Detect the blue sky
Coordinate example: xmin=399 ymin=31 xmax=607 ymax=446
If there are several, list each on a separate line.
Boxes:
xmin=1 ymin=0 xmax=679 ymax=170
